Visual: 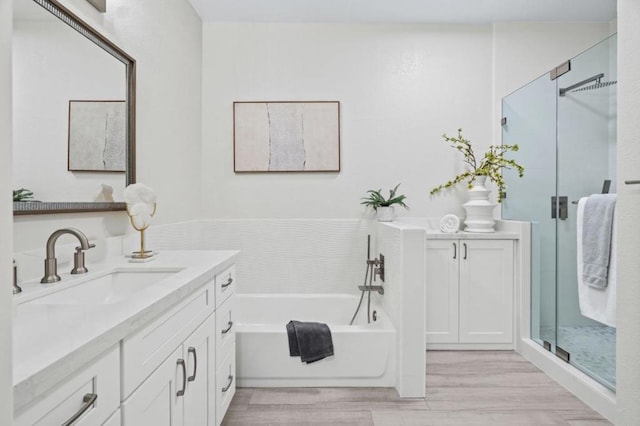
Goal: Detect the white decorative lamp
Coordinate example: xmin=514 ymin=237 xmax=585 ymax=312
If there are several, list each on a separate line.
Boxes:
xmin=124 ymin=183 xmax=157 ymax=260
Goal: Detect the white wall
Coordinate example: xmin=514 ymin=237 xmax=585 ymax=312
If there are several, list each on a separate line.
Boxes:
xmin=616 ymin=0 xmax=640 ymax=422
xmin=202 ymin=22 xmax=611 ymax=222
xmin=202 ymin=23 xmax=494 ymax=220
xmin=145 ymin=219 xmax=375 ymax=294
xmin=13 ymin=0 xmax=203 ymax=253
xmin=0 ymin=0 xmax=14 ymax=423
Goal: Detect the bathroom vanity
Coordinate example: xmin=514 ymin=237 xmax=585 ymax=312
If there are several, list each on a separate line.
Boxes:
xmin=12 ymin=250 xmax=238 ymax=426
xmin=425 ymin=231 xmax=517 ymax=349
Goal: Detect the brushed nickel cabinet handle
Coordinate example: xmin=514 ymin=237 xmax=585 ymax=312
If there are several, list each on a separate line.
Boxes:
xmin=453 ymin=243 xmax=457 ymax=259
xmin=463 ymin=243 xmax=468 ymax=260
xmin=62 ymin=393 xmax=97 ymax=426
xmin=221 ymin=277 xmax=233 ymax=289
xmin=625 ymin=180 xmax=640 ymax=185
xmin=177 ymin=358 xmax=187 ymax=396
xmin=221 ymin=321 xmax=234 ymax=335
xmin=187 ymin=347 xmax=197 ymax=382
xmin=221 ymin=375 xmax=234 ymax=393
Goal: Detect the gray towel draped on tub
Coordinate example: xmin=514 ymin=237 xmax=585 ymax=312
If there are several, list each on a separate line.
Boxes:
xmin=582 ymin=194 xmax=617 ymax=289
xmin=286 ymin=320 xmax=334 ymax=363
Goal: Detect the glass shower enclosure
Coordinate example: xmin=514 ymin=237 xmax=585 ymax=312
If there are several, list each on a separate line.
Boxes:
xmin=502 ymin=34 xmax=617 ymax=391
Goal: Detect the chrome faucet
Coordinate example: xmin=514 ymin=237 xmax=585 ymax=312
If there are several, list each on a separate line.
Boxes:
xmin=41 ymin=228 xmax=95 ymax=284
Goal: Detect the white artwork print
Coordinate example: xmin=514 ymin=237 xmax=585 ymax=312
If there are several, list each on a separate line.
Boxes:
xmin=234 ymin=101 xmax=340 ymax=172
xmin=68 ymin=100 xmax=126 ymax=172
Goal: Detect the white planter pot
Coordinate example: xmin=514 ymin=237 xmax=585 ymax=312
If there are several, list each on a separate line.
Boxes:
xmin=462 ymin=176 xmax=496 ymax=232
xmin=376 ymin=206 xmax=395 ymax=222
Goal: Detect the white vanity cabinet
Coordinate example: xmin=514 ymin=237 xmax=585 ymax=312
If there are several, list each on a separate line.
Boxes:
xmin=14 ymin=345 xmax=120 ymax=426
xmin=13 ymin=252 xmax=238 ymax=426
xmin=426 ymin=238 xmax=515 ymax=349
xmin=122 ymin=266 xmax=236 ymax=426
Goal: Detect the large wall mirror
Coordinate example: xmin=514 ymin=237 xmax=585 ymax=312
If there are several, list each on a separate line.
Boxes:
xmin=12 ymin=0 xmax=136 ymax=215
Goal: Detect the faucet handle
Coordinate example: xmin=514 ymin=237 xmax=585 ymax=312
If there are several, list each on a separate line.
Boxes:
xmin=71 ymin=246 xmax=91 ymax=275
xmin=13 ymin=259 xmax=22 ymax=295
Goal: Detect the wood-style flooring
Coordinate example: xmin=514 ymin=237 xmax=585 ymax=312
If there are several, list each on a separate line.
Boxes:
xmin=221 ymin=350 xmax=612 ymax=426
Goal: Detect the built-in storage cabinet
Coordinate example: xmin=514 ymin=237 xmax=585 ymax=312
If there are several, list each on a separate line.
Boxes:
xmin=16 ymin=260 xmax=237 ymax=426
xmin=426 ymin=238 xmax=514 ymax=348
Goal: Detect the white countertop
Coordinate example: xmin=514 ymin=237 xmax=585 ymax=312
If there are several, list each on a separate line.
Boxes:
xmin=12 ymin=250 xmax=239 ymax=412
xmin=426 ymin=230 xmax=520 ymax=240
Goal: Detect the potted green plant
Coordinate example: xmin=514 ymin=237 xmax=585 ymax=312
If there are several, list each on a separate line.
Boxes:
xmin=361 ymin=183 xmax=409 ymax=222
xmin=430 ymin=129 xmax=524 ymax=232
xmin=13 ymin=188 xmax=38 ymax=202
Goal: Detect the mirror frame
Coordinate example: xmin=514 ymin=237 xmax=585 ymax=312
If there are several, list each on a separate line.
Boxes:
xmin=13 ymin=0 xmax=136 ymax=215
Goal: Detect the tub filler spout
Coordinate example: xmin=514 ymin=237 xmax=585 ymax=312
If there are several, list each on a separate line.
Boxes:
xmin=357 ymin=285 xmax=384 ymax=295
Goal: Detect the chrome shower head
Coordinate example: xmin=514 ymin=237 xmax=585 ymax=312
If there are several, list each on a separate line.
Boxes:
xmin=571 ymin=80 xmax=617 ymax=93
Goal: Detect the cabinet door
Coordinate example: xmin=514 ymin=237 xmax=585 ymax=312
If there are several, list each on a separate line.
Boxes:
xmin=426 ymin=240 xmax=459 ymax=344
xmin=122 ymin=346 xmax=185 ymax=426
xmin=459 ymin=240 xmax=514 ymax=344
xmin=184 ymin=313 xmax=216 ymax=426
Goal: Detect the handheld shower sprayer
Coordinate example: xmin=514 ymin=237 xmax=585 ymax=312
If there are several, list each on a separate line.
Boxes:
xmin=350 ymin=234 xmax=385 ymax=325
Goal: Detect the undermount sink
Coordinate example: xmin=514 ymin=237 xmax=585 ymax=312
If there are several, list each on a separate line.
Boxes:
xmin=26 ymin=268 xmax=184 ymax=305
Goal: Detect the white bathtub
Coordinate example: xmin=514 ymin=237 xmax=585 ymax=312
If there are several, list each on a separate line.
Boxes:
xmin=235 ymin=294 xmax=396 ymax=387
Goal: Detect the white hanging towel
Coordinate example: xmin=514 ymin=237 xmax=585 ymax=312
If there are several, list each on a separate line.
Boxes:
xmin=577 ymin=196 xmax=617 ymax=327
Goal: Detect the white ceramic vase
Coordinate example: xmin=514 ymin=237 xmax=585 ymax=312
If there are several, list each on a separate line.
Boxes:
xmin=376 ymin=206 xmax=395 ymax=222
xmin=462 ymin=176 xmax=496 ymax=232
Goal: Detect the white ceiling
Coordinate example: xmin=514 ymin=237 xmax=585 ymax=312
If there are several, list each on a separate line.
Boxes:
xmin=188 ymin=0 xmax=616 ymax=23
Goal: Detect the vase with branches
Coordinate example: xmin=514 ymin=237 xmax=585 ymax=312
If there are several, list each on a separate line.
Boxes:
xmin=430 ymin=129 xmax=524 ymax=202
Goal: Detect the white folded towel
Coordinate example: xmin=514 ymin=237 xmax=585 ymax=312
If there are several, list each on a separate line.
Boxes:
xmin=582 ymin=194 xmax=616 ymax=288
xmin=577 ymin=197 xmax=617 ymax=328
xmin=440 ymin=214 xmax=460 ymax=233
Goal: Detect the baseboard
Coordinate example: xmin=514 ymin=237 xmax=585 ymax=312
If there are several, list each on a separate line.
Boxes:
xmin=427 ymin=343 xmax=514 ymax=350
xmin=518 ymin=339 xmax=616 ymax=423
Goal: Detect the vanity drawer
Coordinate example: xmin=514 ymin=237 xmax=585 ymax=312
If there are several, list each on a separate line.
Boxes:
xmin=215 ymin=347 xmax=236 ymax=426
xmin=215 ymin=265 xmax=235 ymax=308
xmin=15 ymin=345 xmax=119 ymax=426
xmin=215 ymin=295 xmax=235 ymax=369
xmin=121 ymin=279 xmax=215 ymax=398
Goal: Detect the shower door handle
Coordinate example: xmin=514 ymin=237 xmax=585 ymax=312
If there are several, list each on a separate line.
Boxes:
xmin=558 ymin=196 xmax=568 ymax=220
xmin=551 ymin=196 xmax=569 ymax=220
